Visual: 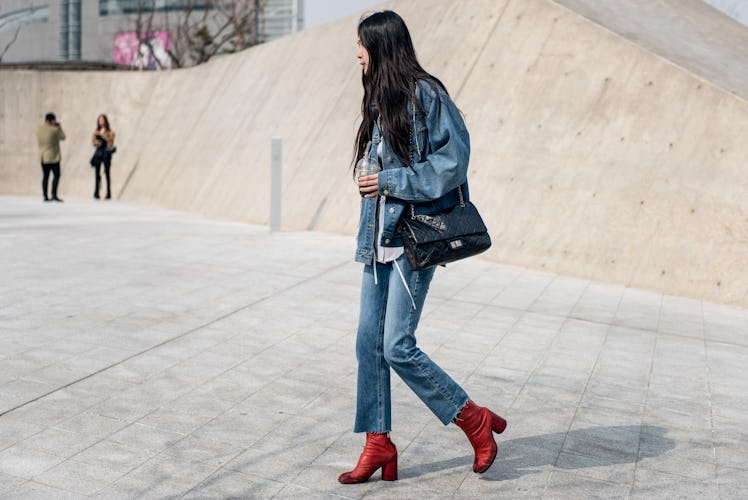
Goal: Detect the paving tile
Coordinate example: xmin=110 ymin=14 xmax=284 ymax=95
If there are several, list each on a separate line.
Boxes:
xmin=187 ymin=414 xmax=269 ymax=450
xmin=614 ymin=289 xmax=662 ymax=331
xmin=162 ymin=434 xmax=246 ymax=467
xmin=55 ymin=411 xmax=130 ymax=440
xmin=561 ymin=425 xmax=641 ymax=463
xmin=71 ymin=439 xmax=159 ymax=474
xmin=0 ymin=444 xmax=65 ymax=479
xmin=544 ymin=469 xmax=631 ymax=498
xmin=630 ymin=467 xmax=719 ymax=498
xmin=554 ymin=451 xmax=635 ymax=485
xmin=0 ymin=377 xmax=56 ymax=401
xmin=0 ymin=471 xmax=26 ymax=493
xmin=642 ymin=402 xmax=712 ymax=432
xmin=528 ymin=276 xmax=589 ymax=317
xmin=93 ymin=395 xmax=160 ymax=422
xmin=0 ymin=416 xmax=44 ymax=453
xmin=571 ymin=406 xmax=642 ymax=429
xmin=1 ymin=393 xmax=92 ymax=428
xmin=658 ymin=295 xmax=704 ymax=337
xmin=15 ymin=427 xmax=98 ymax=459
xmin=489 ymin=272 xmax=555 ymax=310
xmin=225 ymin=434 xmax=332 ymax=483
xmin=108 ymin=423 xmax=186 ymax=453
xmin=716 ymin=466 xmax=748 ymax=498
xmin=182 ymin=470 xmax=285 ymax=499
xmin=456 ymin=466 xmax=553 ymax=497
xmin=98 ymin=454 xmax=218 ymax=498
xmin=272 ymin=482 xmax=358 ymax=499
xmin=570 ymin=282 xmax=625 ymax=325
xmin=637 ymin=428 xmax=714 ymax=480
xmin=0 ymin=480 xmax=88 ymax=499
xmin=34 ymin=458 xmax=125 ymax=496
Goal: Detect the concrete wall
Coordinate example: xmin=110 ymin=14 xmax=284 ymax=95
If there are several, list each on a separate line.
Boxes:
xmin=2 ymin=0 xmax=747 ymax=306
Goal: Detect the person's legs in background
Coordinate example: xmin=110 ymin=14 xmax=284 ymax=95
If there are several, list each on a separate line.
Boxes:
xmin=94 ymin=164 xmax=101 ymax=199
xmin=103 ymin=156 xmax=112 ymax=199
xmin=41 ymin=162 xmax=51 ymax=201
xmin=50 ymin=162 xmax=62 ymax=201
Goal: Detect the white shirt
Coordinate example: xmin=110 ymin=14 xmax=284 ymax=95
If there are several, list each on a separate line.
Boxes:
xmin=375 ymin=138 xmax=404 ymax=263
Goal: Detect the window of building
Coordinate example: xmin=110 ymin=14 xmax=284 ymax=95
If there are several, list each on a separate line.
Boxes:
xmin=99 ymin=0 xmax=214 ymax=17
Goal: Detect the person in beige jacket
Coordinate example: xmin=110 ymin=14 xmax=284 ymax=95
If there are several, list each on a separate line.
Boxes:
xmin=36 ymin=112 xmax=66 ymax=202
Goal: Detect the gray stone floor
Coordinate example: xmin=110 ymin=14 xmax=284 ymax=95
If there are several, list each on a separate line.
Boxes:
xmin=1 ymin=195 xmax=747 ymax=499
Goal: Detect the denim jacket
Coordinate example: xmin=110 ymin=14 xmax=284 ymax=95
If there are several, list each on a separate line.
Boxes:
xmin=355 ymin=79 xmax=471 ymax=264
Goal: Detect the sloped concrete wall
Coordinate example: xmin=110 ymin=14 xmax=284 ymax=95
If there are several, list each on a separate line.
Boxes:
xmin=1 ymin=0 xmax=747 ymax=306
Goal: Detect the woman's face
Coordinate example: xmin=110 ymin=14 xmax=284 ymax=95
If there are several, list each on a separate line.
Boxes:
xmin=356 ymin=38 xmax=369 ymax=75
xmin=98 ymin=116 xmax=105 ymax=127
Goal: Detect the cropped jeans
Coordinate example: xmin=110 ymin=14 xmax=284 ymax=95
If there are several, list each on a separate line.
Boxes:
xmin=354 ymin=254 xmax=469 ymax=433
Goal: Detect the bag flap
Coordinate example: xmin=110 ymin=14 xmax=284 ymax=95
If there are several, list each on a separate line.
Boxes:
xmin=400 ymin=201 xmax=488 ymax=245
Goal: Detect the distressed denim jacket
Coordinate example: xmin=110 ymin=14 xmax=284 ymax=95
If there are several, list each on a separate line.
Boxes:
xmin=355 ymin=79 xmax=471 ymax=264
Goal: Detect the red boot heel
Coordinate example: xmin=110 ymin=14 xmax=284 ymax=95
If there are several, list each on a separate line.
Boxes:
xmin=338 ymin=432 xmax=398 ymax=484
xmin=381 ymin=454 xmax=398 ymax=481
xmin=491 ymin=411 xmax=507 ymax=434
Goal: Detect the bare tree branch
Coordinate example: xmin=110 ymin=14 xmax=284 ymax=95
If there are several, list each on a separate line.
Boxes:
xmin=126 ymin=0 xmax=267 ymax=68
xmin=0 ymin=25 xmax=22 ymax=64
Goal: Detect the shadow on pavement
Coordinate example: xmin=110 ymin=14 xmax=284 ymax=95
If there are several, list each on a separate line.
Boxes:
xmin=403 ymin=425 xmax=675 ymax=481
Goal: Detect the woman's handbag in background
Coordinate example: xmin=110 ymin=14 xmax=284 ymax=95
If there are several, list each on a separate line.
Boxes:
xmin=90 ymin=148 xmax=104 ymax=167
xmin=398 ymin=186 xmax=491 ymax=270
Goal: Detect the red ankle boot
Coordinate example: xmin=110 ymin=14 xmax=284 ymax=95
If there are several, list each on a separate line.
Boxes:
xmin=338 ymin=432 xmax=398 ymax=484
xmin=454 ymin=400 xmax=507 ymax=473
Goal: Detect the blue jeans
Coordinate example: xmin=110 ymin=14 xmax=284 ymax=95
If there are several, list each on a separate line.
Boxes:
xmin=354 ymin=254 xmax=469 ymax=432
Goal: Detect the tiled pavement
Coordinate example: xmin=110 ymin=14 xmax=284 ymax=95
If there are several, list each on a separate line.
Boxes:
xmin=0 ymin=195 xmax=747 ymax=499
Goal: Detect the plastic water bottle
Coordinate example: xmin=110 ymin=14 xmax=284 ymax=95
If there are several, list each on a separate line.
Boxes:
xmin=355 ymin=141 xmax=381 ymax=180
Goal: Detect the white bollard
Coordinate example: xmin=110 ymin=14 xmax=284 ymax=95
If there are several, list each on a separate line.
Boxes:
xmin=270 ymin=137 xmax=282 ymax=232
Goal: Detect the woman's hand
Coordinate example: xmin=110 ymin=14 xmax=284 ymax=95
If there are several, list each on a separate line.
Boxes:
xmin=358 ymin=173 xmax=379 ymax=198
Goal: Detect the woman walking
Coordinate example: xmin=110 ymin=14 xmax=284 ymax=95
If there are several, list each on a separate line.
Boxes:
xmin=340 ymin=10 xmax=506 ymax=484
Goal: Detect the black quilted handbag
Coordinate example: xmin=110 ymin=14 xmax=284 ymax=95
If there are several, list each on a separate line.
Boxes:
xmin=398 ymin=186 xmax=491 ymax=270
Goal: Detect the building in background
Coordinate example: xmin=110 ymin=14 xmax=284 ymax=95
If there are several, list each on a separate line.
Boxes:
xmin=0 ymin=0 xmax=304 ymax=67
xmin=264 ymin=0 xmax=303 ymax=41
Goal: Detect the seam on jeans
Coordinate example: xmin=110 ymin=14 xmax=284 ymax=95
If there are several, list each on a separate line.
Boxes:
xmin=413 ymin=354 xmax=462 ymax=420
xmin=376 ymin=283 xmax=389 ymax=432
xmin=405 ymin=267 xmax=462 ymax=422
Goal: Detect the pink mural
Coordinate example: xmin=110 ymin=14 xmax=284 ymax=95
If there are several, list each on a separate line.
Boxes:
xmin=114 ymin=31 xmax=172 ymax=69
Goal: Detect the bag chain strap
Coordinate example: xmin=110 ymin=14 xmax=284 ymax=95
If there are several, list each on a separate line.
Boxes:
xmin=409 ymin=185 xmax=464 ymax=220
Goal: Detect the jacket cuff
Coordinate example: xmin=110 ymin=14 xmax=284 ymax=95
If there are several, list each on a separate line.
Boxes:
xmin=379 ymin=170 xmax=392 ymax=196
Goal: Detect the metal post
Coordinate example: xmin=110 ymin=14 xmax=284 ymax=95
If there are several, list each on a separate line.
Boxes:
xmin=270 ymin=137 xmax=282 ymax=231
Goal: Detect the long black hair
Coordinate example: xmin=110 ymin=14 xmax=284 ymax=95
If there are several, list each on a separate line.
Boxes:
xmin=353 ymin=10 xmax=447 ymax=168
xmin=96 ymin=114 xmax=111 ymax=131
